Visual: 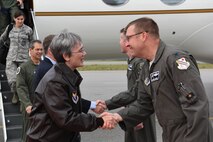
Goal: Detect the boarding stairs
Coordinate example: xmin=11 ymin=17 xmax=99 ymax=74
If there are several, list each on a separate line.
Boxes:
xmin=0 ymin=64 xmax=22 ymax=142
xmin=0 ymin=5 xmax=38 ymax=141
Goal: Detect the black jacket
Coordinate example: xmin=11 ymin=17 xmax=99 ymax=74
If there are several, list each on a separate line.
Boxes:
xmin=34 ymin=56 xmax=53 ymax=88
xmin=34 ymin=57 xmax=91 ymax=113
xmin=27 ymin=63 xmax=103 ymax=142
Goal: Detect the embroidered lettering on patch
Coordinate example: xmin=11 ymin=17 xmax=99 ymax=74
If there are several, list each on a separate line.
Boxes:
xmin=176 ymin=57 xmax=190 ymax=70
xmin=150 ymin=71 xmax=160 ymax=82
xmin=72 ymin=92 xmax=79 ymax=104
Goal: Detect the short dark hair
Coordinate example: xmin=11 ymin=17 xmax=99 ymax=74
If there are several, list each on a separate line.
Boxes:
xmin=43 ymin=34 xmax=55 ymax=54
xmin=125 ymin=17 xmax=159 ymax=38
xmin=29 ymin=40 xmax=42 ymax=49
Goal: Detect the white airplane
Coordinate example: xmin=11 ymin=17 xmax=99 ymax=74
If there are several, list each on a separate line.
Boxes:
xmin=32 ymin=0 xmax=213 ymax=63
xmin=1 ymin=1 xmax=213 ymax=141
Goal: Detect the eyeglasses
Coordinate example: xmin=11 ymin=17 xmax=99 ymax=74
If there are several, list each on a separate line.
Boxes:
xmin=125 ymin=31 xmax=147 ymax=41
xmin=72 ymin=48 xmax=85 ymax=54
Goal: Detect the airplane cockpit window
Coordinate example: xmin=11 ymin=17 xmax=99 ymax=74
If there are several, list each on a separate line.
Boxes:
xmin=102 ymin=0 xmax=129 ymax=6
xmin=161 ymin=0 xmax=185 ymax=5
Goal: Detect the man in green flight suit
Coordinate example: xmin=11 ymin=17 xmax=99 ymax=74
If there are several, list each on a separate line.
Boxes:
xmin=16 ymin=40 xmax=43 ymax=142
xmin=101 ymin=17 xmax=213 ymax=142
xmin=98 ymin=28 xmax=156 ymax=142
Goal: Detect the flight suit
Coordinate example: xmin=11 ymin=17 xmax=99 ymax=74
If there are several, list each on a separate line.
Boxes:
xmin=16 ymin=59 xmax=38 ymax=142
xmin=0 ymin=0 xmax=19 ymax=35
xmin=106 ymin=58 xmax=156 ymax=142
xmin=118 ymin=41 xmax=213 ymax=142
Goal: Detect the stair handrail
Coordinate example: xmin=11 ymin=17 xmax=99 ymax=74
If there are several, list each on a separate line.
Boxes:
xmin=31 ymin=9 xmax=39 ymax=40
xmin=0 ymin=86 xmax=7 ymax=142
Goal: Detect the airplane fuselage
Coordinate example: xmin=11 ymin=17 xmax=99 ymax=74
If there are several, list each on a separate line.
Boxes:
xmin=33 ymin=0 xmax=213 ymax=63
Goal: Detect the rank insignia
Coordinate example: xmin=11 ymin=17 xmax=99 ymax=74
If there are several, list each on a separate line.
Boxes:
xmin=144 ymin=77 xmax=150 ymax=86
xmin=176 ymin=57 xmax=190 ymax=70
xmin=72 ymin=91 xmax=79 ymax=104
xmin=16 ymin=67 xmax=21 ymax=75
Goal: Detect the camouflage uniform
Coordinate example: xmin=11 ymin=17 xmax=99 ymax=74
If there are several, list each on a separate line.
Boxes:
xmin=16 ymin=59 xmax=38 ymax=142
xmin=1 ymin=24 xmax=33 ymax=103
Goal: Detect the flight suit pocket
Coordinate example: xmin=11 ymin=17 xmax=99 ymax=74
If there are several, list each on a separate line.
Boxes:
xmin=177 ymin=82 xmax=198 ymax=107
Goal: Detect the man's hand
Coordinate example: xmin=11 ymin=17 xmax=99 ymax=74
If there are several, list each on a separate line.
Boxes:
xmin=99 ymin=112 xmax=123 ymax=129
xmin=99 ymin=112 xmax=117 ymax=129
xmin=26 ymin=105 xmax=32 ymax=114
xmin=92 ymin=100 xmax=107 ymax=114
xmin=16 ymin=0 xmax=24 ymax=5
xmin=134 ymin=122 xmax=144 ymax=130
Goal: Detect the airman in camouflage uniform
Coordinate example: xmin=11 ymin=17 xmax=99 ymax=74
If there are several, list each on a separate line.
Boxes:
xmin=1 ymin=10 xmax=33 ymax=103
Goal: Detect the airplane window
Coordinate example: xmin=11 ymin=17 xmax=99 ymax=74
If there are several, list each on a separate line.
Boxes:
xmin=102 ymin=0 xmax=129 ymax=6
xmin=161 ymin=0 xmax=185 ymax=5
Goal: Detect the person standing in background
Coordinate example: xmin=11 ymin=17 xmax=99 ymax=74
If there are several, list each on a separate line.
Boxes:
xmin=16 ymin=40 xmax=43 ymax=142
xmin=98 ymin=28 xmax=156 ymax=142
xmin=0 ymin=10 xmax=33 ymax=104
xmin=0 ymin=0 xmax=22 ymax=35
xmin=34 ymin=34 xmax=56 ymax=88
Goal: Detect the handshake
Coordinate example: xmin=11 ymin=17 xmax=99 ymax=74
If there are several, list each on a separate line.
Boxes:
xmin=91 ymin=100 xmax=123 ymax=129
xmin=91 ymin=100 xmax=144 ymax=130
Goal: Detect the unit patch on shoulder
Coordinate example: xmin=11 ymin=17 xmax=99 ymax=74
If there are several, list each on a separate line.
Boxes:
xmin=16 ymin=67 xmax=21 ymax=75
xmin=176 ymin=57 xmax=190 ymax=70
xmin=72 ymin=91 xmax=79 ymax=104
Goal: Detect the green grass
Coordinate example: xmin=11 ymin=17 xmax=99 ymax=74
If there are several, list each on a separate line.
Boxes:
xmin=78 ymin=63 xmax=213 ymax=71
xmin=198 ymin=63 xmax=213 ymax=69
xmin=79 ymin=64 xmax=127 ymax=71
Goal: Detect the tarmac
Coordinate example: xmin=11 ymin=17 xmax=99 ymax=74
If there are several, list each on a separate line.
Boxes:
xmin=1 ymin=69 xmax=213 ymax=142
